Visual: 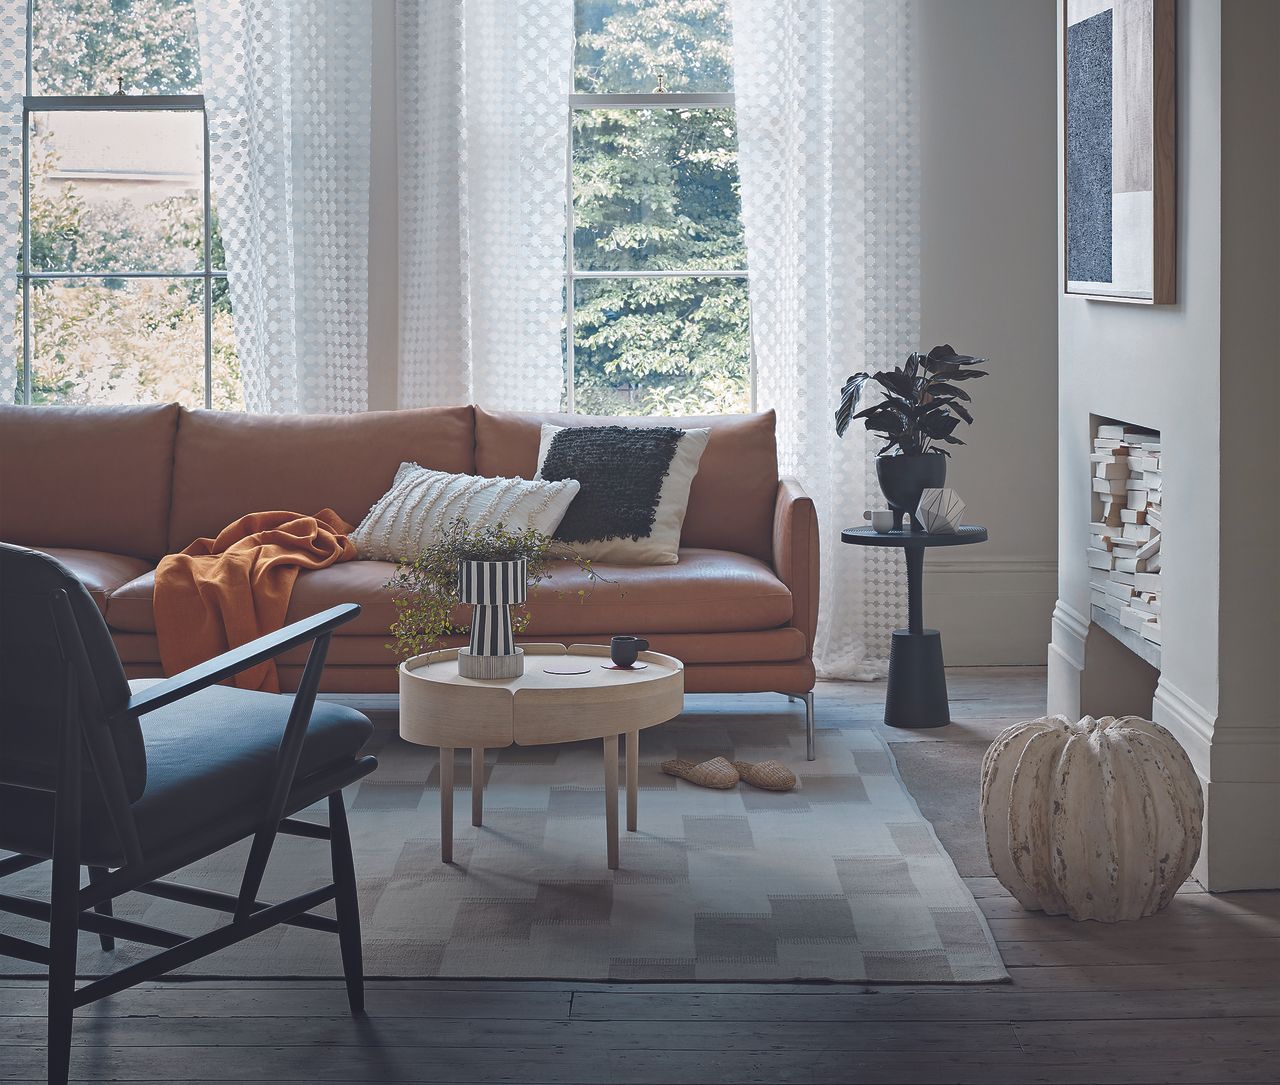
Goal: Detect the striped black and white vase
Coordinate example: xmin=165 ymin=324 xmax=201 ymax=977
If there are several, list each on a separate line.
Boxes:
xmin=456 ymin=558 xmax=527 ymax=679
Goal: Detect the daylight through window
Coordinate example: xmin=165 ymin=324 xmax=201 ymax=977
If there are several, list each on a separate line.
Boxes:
xmin=568 ymin=0 xmax=751 ymax=416
xmin=15 ymin=0 xmax=240 ymax=409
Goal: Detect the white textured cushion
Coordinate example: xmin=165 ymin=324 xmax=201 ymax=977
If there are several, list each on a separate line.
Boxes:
xmin=350 ymin=463 xmax=580 ymax=562
xmin=534 ymin=423 xmax=710 ymax=565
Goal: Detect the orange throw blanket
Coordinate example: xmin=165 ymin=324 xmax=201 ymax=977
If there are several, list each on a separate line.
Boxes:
xmin=155 ymin=509 xmax=357 ymax=694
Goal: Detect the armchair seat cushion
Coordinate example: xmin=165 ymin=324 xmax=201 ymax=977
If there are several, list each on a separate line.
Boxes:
xmin=0 ymin=682 xmax=373 ymax=865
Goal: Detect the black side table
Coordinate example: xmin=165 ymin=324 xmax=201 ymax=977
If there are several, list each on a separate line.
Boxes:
xmin=840 ymin=525 xmax=989 ymax=728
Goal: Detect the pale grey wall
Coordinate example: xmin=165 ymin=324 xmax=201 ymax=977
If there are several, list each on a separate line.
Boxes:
xmin=916 ymin=0 xmax=1060 ymax=665
xmin=1051 ymin=0 xmax=1279 ymax=889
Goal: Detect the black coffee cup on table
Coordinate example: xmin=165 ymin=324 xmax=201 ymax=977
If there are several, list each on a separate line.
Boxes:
xmin=610 ymin=636 xmax=649 ymax=668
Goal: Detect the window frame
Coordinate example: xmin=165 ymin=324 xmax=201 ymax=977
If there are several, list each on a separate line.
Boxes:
xmin=564 ymin=88 xmax=753 ymax=415
xmin=18 ymin=7 xmax=224 ymax=408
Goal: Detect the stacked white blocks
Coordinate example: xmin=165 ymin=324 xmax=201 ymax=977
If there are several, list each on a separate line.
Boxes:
xmin=1087 ymin=424 xmax=1162 ymax=648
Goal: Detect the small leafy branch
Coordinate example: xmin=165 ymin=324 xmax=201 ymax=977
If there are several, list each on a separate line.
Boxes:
xmin=834 ymin=344 xmax=988 ymax=457
xmin=386 ymin=518 xmax=603 ymax=660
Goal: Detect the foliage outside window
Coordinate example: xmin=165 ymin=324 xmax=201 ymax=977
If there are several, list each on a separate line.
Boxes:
xmin=15 ymin=0 xmax=241 ymax=409
xmin=569 ymin=0 xmax=751 ymax=416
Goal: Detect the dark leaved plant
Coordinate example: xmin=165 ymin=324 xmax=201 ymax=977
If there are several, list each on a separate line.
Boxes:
xmin=834 ymin=344 xmax=988 ymax=456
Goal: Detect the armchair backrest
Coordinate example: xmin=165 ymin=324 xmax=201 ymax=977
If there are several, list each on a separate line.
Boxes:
xmin=0 ymin=543 xmax=147 ymax=801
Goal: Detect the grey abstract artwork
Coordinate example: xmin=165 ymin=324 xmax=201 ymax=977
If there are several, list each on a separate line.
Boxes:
xmin=1066 ymin=9 xmax=1112 ymax=283
xmin=1064 ymin=0 xmax=1169 ymax=301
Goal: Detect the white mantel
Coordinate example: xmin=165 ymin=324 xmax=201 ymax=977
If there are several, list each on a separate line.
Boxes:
xmin=1049 ymin=0 xmax=1280 ymax=890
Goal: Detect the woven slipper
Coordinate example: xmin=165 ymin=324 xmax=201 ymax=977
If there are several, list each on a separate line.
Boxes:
xmin=661 ymin=757 xmax=740 ymax=789
xmin=732 ymin=760 xmax=797 ymax=792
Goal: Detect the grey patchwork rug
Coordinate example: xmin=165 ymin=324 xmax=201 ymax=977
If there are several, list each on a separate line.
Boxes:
xmin=1 ymin=699 xmax=1007 ymax=983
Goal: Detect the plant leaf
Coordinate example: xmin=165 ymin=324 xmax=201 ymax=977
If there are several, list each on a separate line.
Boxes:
xmin=926 ymin=381 xmax=971 ymax=401
xmin=834 ymin=372 xmax=871 ymax=436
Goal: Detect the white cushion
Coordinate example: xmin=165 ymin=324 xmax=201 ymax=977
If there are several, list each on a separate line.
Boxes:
xmin=350 ymin=463 xmax=580 ymax=562
xmin=534 ymin=423 xmax=710 ymax=565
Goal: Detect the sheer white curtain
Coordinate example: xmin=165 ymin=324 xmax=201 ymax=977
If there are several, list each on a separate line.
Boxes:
xmin=396 ymin=0 xmax=572 ymax=411
xmin=0 ymin=4 xmax=24 ymax=404
xmin=195 ymin=0 xmax=372 ymax=413
xmin=731 ymin=0 xmax=918 ymax=678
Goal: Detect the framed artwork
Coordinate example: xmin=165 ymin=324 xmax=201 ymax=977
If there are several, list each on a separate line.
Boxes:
xmin=1063 ymin=0 xmax=1175 ymax=304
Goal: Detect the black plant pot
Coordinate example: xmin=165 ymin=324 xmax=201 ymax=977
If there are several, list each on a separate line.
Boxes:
xmin=876 ymin=453 xmax=947 ymax=531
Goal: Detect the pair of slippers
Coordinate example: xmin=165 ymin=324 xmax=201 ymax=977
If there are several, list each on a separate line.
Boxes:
xmin=661 ymin=757 xmax=797 ymax=792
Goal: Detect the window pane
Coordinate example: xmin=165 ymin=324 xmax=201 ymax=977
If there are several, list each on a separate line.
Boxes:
xmin=32 ymin=0 xmax=202 ymax=96
xmin=28 ymin=277 xmax=206 ymax=408
xmin=571 ymin=276 xmax=750 ymax=416
xmin=575 ymin=0 xmax=734 ymax=93
xmin=210 ymin=276 xmax=243 ymax=409
xmin=573 ymin=108 xmax=744 ymax=272
xmin=29 ymin=110 xmax=204 ymax=273
xmin=11 ymin=291 xmax=23 ymax=404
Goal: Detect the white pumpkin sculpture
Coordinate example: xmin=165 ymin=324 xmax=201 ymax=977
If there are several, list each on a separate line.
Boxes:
xmin=980 ymin=715 xmax=1203 ymax=922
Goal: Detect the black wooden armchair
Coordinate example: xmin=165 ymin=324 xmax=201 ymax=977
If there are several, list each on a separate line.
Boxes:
xmin=0 ymin=543 xmax=378 ymax=1085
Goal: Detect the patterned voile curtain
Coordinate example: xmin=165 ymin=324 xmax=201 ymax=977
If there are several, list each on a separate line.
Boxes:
xmin=195 ymin=0 xmax=372 ymax=413
xmin=0 ymin=2 xmax=25 ymax=405
xmin=396 ymin=0 xmax=572 ymax=411
xmin=730 ymin=0 xmax=918 ymax=677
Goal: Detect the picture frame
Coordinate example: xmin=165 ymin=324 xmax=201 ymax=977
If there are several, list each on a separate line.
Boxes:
xmin=1062 ymin=0 xmax=1175 ymax=304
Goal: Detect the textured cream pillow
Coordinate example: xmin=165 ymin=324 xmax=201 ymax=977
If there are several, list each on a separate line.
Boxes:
xmin=351 ymin=463 xmax=580 ymax=561
xmin=535 ymin=423 xmax=710 ymax=565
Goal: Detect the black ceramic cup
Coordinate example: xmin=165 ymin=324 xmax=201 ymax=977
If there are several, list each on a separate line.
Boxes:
xmin=610 ymin=635 xmax=649 ymax=668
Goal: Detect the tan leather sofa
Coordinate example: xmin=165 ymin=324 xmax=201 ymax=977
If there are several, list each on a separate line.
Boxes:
xmin=0 ymin=402 xmax=818 ymax=705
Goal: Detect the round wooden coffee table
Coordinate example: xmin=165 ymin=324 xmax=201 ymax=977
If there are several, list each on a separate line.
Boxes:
xmin=399 ymin=643 xmax=684 ymax=869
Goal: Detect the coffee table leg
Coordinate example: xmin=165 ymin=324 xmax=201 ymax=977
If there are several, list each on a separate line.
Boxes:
xmin=603 ymin=734 xmax=619 ymax=870
xmin=439 ymin=747 xmax=454 ymax=864
xmin=626 ymin=730 xmax=639 ymax=833
xmin=471 ymin=747 xmax=484 ymax=827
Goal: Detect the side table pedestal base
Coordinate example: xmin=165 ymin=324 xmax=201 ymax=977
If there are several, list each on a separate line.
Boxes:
xmin=885 ymin=629 xmax=950 ymax=729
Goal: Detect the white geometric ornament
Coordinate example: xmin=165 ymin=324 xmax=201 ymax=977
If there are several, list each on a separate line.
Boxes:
xmin=916 ymin=488 xmax=965 ymax=533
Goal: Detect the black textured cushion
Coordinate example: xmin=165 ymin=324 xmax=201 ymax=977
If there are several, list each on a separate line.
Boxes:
xmin=0 ymin=684 xmax=373 ymax=864
xmin=539 ymin=425 xmax=683 ymax=543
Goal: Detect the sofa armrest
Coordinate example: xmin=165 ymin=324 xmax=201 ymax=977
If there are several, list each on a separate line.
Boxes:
xmin=772 ymin=477 xmax=820 ymax=650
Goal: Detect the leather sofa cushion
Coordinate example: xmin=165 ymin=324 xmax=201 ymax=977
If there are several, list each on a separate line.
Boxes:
xmin=33 ymin=548 xmax=154 ymax=617
xmin=167 ymin=405 xmax=477 ymax=552
xmin=113 ymin=628 xmax=805 ymax=669
xmin=0 ymin=403 xmax=179 ymax=560
xmin=474 ymin=408 xmax=779 ymax=565
xmin=0 ymin=682 xmax=372 ymax=865
xmin=108 ymin=549 xmax=792 ymax=637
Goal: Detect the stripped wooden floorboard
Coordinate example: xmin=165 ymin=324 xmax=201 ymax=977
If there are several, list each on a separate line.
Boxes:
xmin=2 ymin=670 xmax=1277 ymax=1084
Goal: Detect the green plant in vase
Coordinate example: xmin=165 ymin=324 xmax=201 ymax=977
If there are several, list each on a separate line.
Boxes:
xmin=387 ymin=518 xmax=601 ymax=677
xmin=835 ymin=344 xmax=988 ymax=530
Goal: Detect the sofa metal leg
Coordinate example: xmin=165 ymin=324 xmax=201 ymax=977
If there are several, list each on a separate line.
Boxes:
xmin=803 ymin=691 xmax=816 ymax=761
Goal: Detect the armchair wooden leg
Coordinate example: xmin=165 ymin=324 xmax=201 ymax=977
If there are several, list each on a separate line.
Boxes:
xmin=328 ymin=791 xmax=365 ymax=1013
xmin=49 ymin=664 xmax=82 ymax=1085
xmin=88 ymin=866 xmax=114 ymax=952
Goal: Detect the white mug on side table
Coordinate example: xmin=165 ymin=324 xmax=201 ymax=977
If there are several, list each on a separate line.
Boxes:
xmin=864 ymin=509 xmax=895 ymax=533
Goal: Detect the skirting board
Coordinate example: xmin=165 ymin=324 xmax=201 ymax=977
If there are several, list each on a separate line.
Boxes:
xmin=923 ymin=557 xmax=1056 ymax=666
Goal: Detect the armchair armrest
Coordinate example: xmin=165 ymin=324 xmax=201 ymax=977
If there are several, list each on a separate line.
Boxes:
xmin=123 ymin=604 xmax=362 ymax=719
xmin=772 ymin=477 xmax=820 ymax=650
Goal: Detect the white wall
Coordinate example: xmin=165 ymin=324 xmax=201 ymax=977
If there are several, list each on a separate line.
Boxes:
xmin=1050 ymin=0 xmax=1279 ymax=890
xmin=916 ymin=0 xmax=1060 ymax=665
